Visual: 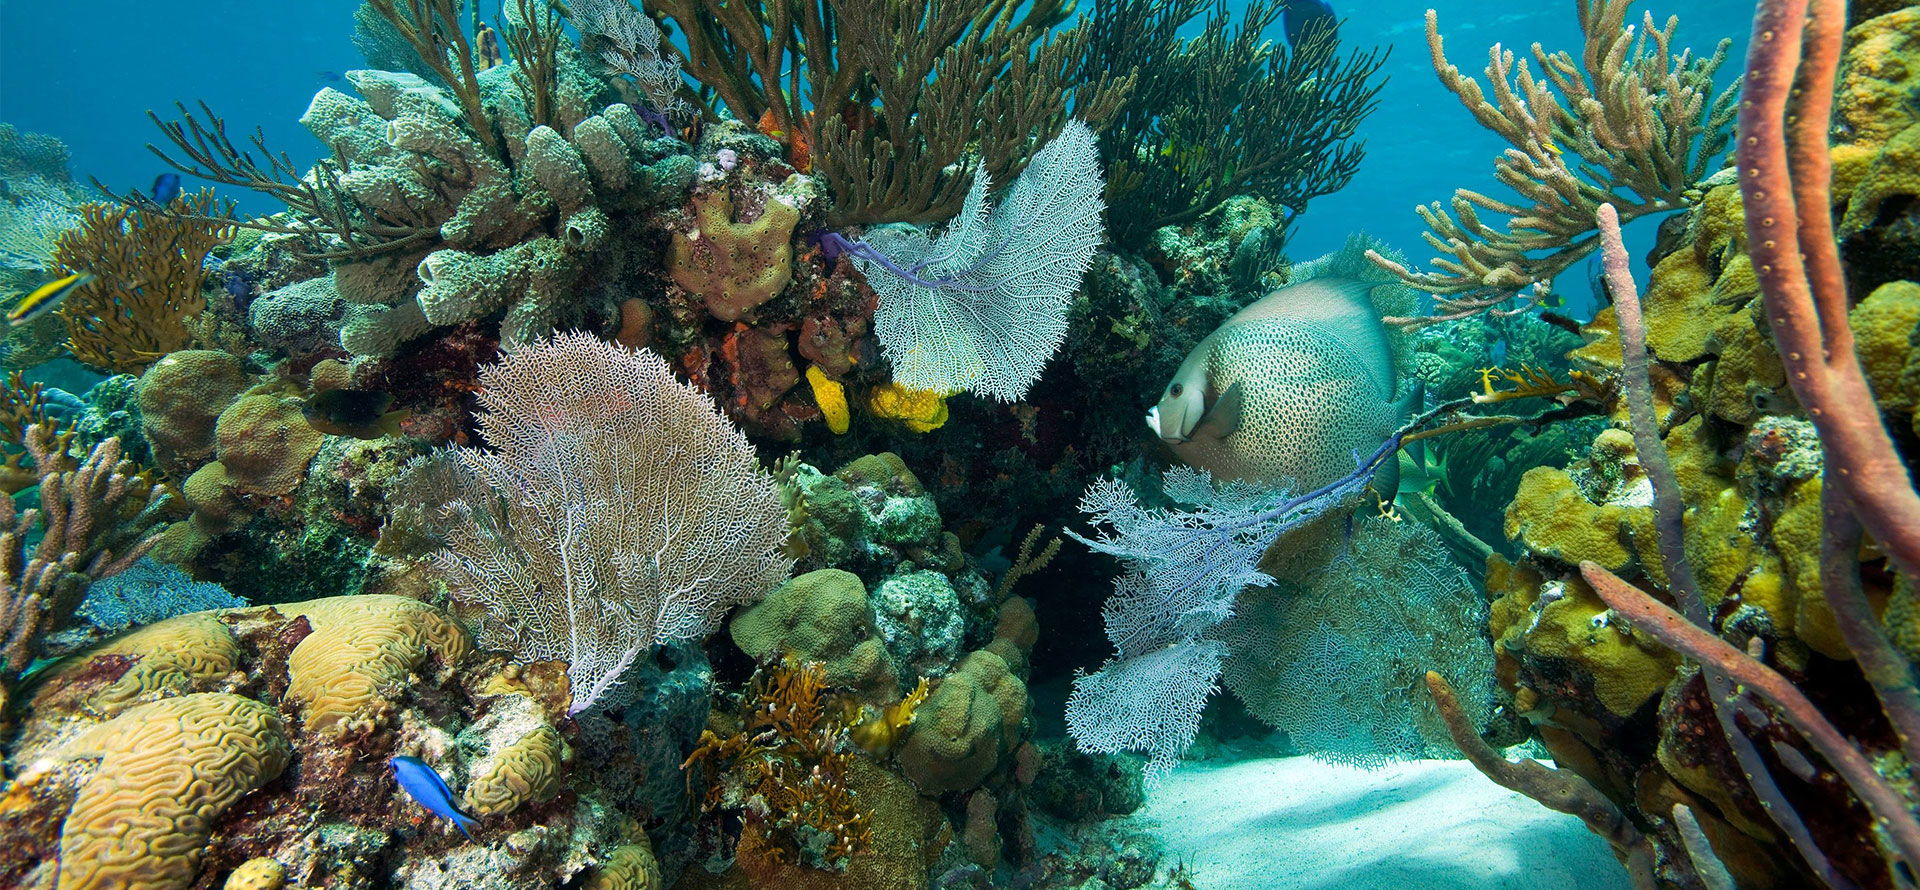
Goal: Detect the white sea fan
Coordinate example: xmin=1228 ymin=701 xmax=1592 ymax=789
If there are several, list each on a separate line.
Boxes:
xmin=397 ymin=332 xmax=793 ymax=713
xmin=860 ymin=120 xmax=1105 ymax=402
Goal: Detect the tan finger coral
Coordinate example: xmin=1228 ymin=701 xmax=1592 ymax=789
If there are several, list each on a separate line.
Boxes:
xmin=58 ymin=693 xmax=292 ymax=890
xmin=465 ymin=724 xmax=569 ymax=816
xmin=282 ymin=595 xmax=473 ymax=731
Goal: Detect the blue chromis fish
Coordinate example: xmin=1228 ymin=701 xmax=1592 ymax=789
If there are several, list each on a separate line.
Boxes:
xmin=151 ymin=173 xmax=183 ymax=205
xmin=1282 ymin=0 xmax=1338 ymax=47
xmin=390 ymin=755 xmax=480 ymax=839
xmin=9 ymin=272 xmax=95 ymax=326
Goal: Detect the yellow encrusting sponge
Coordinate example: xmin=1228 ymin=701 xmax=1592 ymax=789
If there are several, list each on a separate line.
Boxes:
xmin=866 ymin=382 xmax=949 ymax=433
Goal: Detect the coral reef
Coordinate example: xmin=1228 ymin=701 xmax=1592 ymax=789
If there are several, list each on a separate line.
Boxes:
xmin=1447 ymin=6 xmax=1920 ymax=888
xmin=0 ymin=594 xmax=671 ymax=890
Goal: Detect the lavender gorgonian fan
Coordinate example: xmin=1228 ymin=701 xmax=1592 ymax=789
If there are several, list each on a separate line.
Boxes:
xmin=1064 ymin=410 xmax=1429 ymax=783
xmin=397 ymin=331 xmax=792 ymax=714
xmin=1064 ymin=467 xmax=1291 ymax=784
xmin=839 ymin=120 xmax=1105 ymax=402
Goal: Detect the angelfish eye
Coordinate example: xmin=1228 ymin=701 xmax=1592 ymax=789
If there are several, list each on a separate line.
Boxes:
xmin=1170 ymin=383 xmax=1184 ymax=397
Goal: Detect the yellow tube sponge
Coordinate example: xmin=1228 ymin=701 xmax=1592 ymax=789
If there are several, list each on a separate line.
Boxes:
xmin=283 ymin=595 xmax=473 ymax=731
xmin=58 ymin=693 xmax=291 ymax=890
xmin=805 ymin=365 xmax=850 ymax=434
xmin=866 ymin=382 xmax=949 ymax=433
xmin=465 ymin=724 xmax=570 ymax=816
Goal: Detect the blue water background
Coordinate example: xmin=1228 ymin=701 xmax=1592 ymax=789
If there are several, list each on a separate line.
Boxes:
xmin=1 ymin=0 xmax=1756 ymax=318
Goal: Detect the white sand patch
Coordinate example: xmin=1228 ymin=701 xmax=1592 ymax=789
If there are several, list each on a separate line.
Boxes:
xmin=1126 ymin=755 xmax=1634 ymax=890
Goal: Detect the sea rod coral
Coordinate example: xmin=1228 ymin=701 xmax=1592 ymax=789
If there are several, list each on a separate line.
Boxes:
xmin=1366 ymin=0 xmax=1738 ymax=326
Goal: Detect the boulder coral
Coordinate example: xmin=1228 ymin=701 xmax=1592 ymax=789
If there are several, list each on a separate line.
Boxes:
xmin=729 ymin=569 xmax=903 ymax=704
xmin=213 ymin=394 xmax=325 ymax=497
xmin=135 ymin=350 xmax=252 ymax=470
xmin=897 ymin=650 xmax=1029 ymax=795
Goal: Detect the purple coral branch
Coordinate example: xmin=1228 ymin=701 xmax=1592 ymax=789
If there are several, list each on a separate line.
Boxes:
xmin=1738 ymin=0 xmax=1920 ymax=577
xmin=1599 ymin=202 xmax=1852 ymax=888
xmin=1424 ymin=671 xmax=1657 ymax=889
xmin=816 ymin=230 xmax=1000 ymax=295
xmin=1582 ymin=561 xmax=1920 ymax=885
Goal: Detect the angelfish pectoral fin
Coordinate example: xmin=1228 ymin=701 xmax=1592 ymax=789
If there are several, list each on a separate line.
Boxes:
xmin=1190 ymin=380 xmax=1244 ymax=441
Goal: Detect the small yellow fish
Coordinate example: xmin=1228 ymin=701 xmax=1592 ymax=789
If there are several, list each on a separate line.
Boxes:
xmin=8 ymin=272 xmax=94 ymax=327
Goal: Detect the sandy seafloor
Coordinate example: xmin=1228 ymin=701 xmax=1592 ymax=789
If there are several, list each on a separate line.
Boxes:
xmin=1124 ymin=755 xmax=1633 ymax=890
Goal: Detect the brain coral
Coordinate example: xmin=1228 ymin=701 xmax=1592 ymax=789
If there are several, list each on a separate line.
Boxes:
xmin=465 ymin=724 xmax=569 ymax=816
xmin=282 ymin=595 xmax=473 ymax=731
xmin=42 ymin=612 xmax=241 ymax=716
xmin=583 ymin=840 xmax=662 ymax=890
xmin=58 ymin=693 xmax=292 ymax=890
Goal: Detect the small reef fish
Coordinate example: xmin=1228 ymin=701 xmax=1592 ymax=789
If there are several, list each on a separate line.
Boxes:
xmin=1282 ymin=0 xmax=1339 ymax=47
xmin=389 ymin=756 xmax=480 ymax=839
xmin=8 ymin=272 xmax=95 ymax=326
xmin=475 ymin=23 xmax=503 ymax=70
xmin=1147 ymin=269 xmax=1410 ymax=495
xmin=304 ymin=389 xmax=409 ymax=440
xmin=151 ymin=173 xmax=182 ymax=205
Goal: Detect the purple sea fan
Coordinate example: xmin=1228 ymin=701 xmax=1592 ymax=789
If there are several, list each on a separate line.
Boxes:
xmin=396 ymin=331 xmax=793 ymax=713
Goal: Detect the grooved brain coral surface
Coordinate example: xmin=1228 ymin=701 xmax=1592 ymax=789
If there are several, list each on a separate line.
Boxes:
xmin=1174 ymin=318 xmax=1397 ymax=489
xmin=59 ymin=693 xmax=292 ymax=890
xmin=283 ymin=595 xmax=474 ymax=731
xmin=41 ymin=612 xmax=240 ymax=715
xmin=466 ymin=724 xmax=568 ymax=816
